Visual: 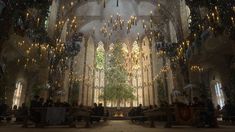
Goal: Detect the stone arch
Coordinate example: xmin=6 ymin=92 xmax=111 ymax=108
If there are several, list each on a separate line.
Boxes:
xmin=83 ymin=36 xmax=95 ymax=106
xmin=209 ymin=74 xmax=225 ymax=108
xmin=169 ymin=20 xmax=178 ymax=43
xmin=142 ymin=36 xmax=154 ymax=105
xmin=156 ymin=5 xmax=183 ymax=41
xmin=94 ymin=41 xmax=105 ymax=105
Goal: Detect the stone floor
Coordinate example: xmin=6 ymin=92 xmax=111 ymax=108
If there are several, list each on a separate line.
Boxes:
xmin=1 ymin=120 xmax=235 ymax=132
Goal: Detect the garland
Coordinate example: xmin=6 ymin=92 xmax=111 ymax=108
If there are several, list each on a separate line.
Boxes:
xmin=186 ymin=0 xmax=235 ymax=38
xmin=8 ymin=0 xmax=51 ymax=43
xmin=169 ymin=0 xmax=235 ymax=68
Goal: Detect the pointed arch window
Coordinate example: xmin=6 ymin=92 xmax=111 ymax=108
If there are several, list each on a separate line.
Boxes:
xmin=131 ymin=41 xmax=143 ymax=106
xmin=214 ymin=82 xmax=225 ymax=107
xmin=94 ymin=41 xmax=105 ymax=103
xmin=12 ymin=82 xmax=23 ymax=108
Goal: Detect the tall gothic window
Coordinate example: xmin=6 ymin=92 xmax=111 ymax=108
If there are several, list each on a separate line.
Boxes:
xmin=130 ymin=41 xmax=143 ymax=106
xmin=12 ymin=82 xmax=23 ymax=108
xmin=214 ymin=82 xmax=225 ymax=107
xmin=93 ymin=41 xmax=148 ymax=107
xmin=94 ymin=41 xmax=105 ymax=104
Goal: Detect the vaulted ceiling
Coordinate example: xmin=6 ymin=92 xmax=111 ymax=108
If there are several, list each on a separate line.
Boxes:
xmin=65 ymin=0 xmax=174 ymax=44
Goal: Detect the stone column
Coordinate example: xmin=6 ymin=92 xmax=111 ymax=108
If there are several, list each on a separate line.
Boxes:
xmin=48 ymin=0 xmax=60 ymax=39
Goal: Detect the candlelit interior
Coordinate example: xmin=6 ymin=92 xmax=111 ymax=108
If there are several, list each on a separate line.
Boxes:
xmin=0 ymin=0 xmax=235 ymax=130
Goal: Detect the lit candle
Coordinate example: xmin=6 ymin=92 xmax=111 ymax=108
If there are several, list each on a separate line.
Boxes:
xmin=117 ymin=13 xmax=120 ymax=20
xmin=150 ymin=11 xmax=153 ymax=18
xmin=70 ymin=2 xmax=74 ymax=6
xmin=126 ymin=27 xmax=129 ymax=34
xmin=37 ymin=18 xmax=40 ymax=26
xmin=128 ymin=20 xmax=131 ymax=29
xmin=109 ymin=33 xmax=111 ymax=40
xmin=212 ymin=13 xmax=215 ymax=21
xmin=120 ymin=22 xmax=123 ymax=30
xmin=110 ymin=15 xmax=113 ymax=23
xmin=142 ymin=20 xmax=145 ymax=28
xmin=150 ymin=19 xmax=153 ymax=28
xmin=131 ymin=16 xmax=134 ymax=25
xmin=134 ymin=16 xmax=137 ymax=25
xmin=26 ymin=13 xmax=29 ymax=19
xmin=93 ymin=27 xmax=95 ymax=34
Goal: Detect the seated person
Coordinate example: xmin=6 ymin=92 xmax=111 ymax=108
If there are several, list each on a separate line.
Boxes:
xmin=0 ymin=103 xmax=11 ymax=122
xmin=91 ymin=103 xmax=98 ymax=115
xmin=43 ymin=99 xmax=53 ymax=107
xmin=30 ymin=95 xmax=42 ymax=124
xmin=204 ymin=99 xmax=218 ymax=127
xmin=192 ymin=97 xmax=202 ymax=107
xmin=97 ymin=103 xmax=104 ymax=116
xmin=105 ymin=110 xmax=109 ymax=117
xmin=222 ymin=100 xmax=234 ymax=121
xmin=136 ymin=104 xmax=144 ymax=116
xmin=128 ymin=107 xmax=136 ymax=117
xmin=92 ymin=103 xmax=104 ymax=123
xmin=15 ymin=103 xmax=28 ymax=122
xmin=55 ymin=99 xmax=63 ymax=107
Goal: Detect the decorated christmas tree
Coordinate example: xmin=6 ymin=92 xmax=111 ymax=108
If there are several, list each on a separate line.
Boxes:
xmin=100 ymin=42 xmax=135 ymax=107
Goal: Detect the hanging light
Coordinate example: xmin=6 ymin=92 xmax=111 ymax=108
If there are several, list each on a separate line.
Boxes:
xmin=104 ymin=0 xmax=106 ymax=8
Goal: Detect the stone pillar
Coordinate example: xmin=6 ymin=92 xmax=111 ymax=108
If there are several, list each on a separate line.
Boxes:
xmin=152 ymin=40 xmax=160 ymax=105
xmin=84 ymin=36 xmax=95 ymax=106
xmin=179 ymin=0 xmax=190 ymax=38
xmin=48 ymin=0 xmax=60 ymax=39
xmin=73 ymin=37 xmax=86 ymax=105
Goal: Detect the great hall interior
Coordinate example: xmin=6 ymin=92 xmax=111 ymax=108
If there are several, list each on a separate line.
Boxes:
xmin=0 ymin=0 xmax=235 ymax=131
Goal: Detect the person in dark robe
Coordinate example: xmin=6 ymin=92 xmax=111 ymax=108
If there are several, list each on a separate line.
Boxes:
xmin=205 ymin=99 xmax=218 ymax=127
xmin=30 ymin=95 xmax=41 ymax=125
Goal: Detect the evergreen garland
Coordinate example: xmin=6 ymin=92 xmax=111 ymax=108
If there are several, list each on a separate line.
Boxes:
xmin=8 ymin=0 xmax=51 ymax=42
xmin=186 ymin=0 xmax=235 ymax=38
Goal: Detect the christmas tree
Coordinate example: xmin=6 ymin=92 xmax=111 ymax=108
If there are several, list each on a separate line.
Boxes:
xmin=100 ymin=42 xmax=135 ymax=107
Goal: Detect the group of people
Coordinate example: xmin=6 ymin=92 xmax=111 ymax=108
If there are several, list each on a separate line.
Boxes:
xmin=191 ymin=96 xmax=235 ymax=126
xmin=220 ymin=100 xmax=235 ymax=122
xmin=190 ymin=97 xmax=218 ymax=127
xmin=128 ymin=104 xmax=162 ymax=123
xmin=90 ymin=103 xmax=109 ymax=123
xmin=128 ymin=104 xmax=159 ymax=117
xmin=1 ymin=95 xmax=109 ymax=127
xmin=0 ymin=100 xmax=11 ymax=122
xmin=0 ymin=100 xmax=27 ymax=123
xmin=128 ymin=96 xmax=235 ymax=128
xmin=2 ymin=94 xmax=235 ymax=128
xmin=29 ymin=95 xmax=109 ymax=126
